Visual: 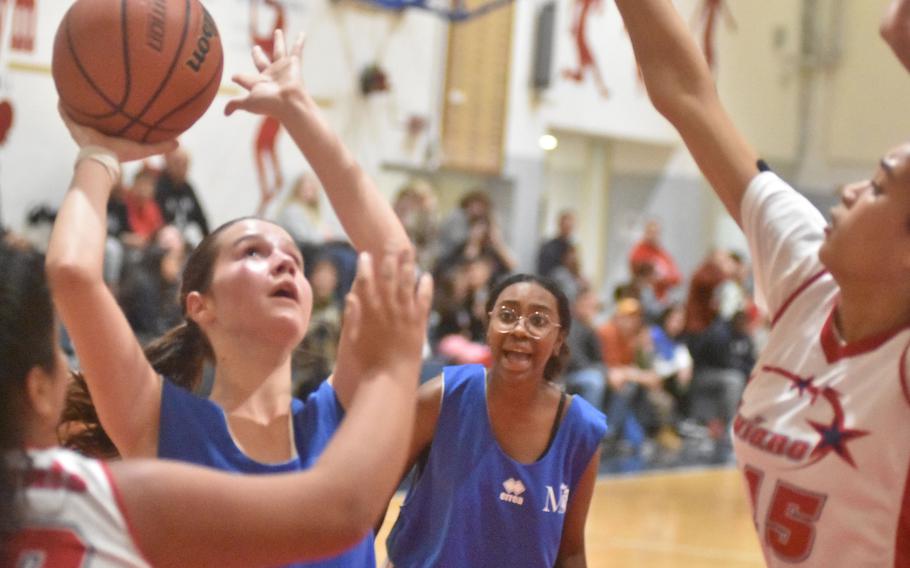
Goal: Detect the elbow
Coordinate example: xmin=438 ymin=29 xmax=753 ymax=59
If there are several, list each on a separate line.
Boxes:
xmin=881 ymin=18 xmax=910 ymax=57
xmin=45 ymin=253 xmax=100 ymax=294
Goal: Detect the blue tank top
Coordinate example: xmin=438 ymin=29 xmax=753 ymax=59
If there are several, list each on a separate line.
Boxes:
xmin=159 ymin=378 xmax=376 ymax=568
xmin=386 ymin=364 xmax=607 ymax=567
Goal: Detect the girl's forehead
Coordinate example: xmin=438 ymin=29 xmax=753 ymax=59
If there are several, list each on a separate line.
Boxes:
xmin=496 ymin=282 xmax=557 ymax=308
xmin=219 ymin=219 xmax=294 ymax=247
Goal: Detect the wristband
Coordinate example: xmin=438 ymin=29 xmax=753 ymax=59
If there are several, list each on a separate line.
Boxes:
xmin=75 ymin=145 xmax=121 ymax=183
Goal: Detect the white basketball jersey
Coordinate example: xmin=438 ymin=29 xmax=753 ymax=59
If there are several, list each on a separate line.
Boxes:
xmin=735 ymin=173 xmax=910 ymax=566
xmin=9 ymin=447 xmax=150 ymax=568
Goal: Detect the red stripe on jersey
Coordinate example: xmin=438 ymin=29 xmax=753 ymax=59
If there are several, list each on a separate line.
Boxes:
xmin=897 ymin=451 xmax=910 ymax=566
xmin=820 ymin=309 xmax=910 ymax=364
xmin=770 ymin=269 xmax=828 ymax=328
xmin=100 ymin=461 xmax=155 ymax=566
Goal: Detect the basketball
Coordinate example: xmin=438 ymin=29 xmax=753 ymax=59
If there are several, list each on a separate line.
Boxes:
xmin=51 ymin=0 xmax=224 ymax=144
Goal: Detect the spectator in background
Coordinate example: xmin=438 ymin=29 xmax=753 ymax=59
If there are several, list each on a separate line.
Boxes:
xmin=435 ymin=215 xmax=516 ymax=284
xmin=599 ymin=298 xmax=679 ymax=451
xmin=614 ymin=260 xmax=666 ymax=324
xmin=628 ymin=219 xmax=682 ymax=301
xmin=274 ymin=171 xmax=328 ymax=245
xmin=549 ymin=242 xmax=587 ymax=304
xmin=537 ymin=209 xmax=576 ymax=277
xmin=155 ymin=147 xmax=210 ymax=246
xmin=272 ymin=171 xmax=329 ymax=268
xmin=125 ymin=166 xmax=164 ymax=243
xmin=117 ymin=225 xmax=186 ymax=345
xmin=393 ymin=178 xmax=439 ymax=271
xmin=292 ymin=256 xmax=343 ymax=399
xmin=684 ymin=249 xmax=733 ymax=333
xmin=564 ymin=287 xmax=607 ymax=410
xmin=649 ymin=303 xmax=693 ymax=416
xmin=436 ymin=189 xmax=492 ymax=261
xmin=432 ymin=257 xmax=494 ymax=366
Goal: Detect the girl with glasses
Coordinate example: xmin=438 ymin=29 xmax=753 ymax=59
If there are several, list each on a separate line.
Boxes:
xmin=382 ymin=273 xmax=607 ymax=567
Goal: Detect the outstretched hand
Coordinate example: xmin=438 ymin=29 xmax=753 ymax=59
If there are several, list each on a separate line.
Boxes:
xmin=58 ymin=103 xmax=177 ymax=162
xmin=225 ymin=29 xmax=307 ymax=120
xmin=334 ymin=249 xmax=433 ymax=389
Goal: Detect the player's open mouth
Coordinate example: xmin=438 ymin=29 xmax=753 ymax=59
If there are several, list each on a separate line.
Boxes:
xmin=270 ymin=282 xmax=299 ymax=302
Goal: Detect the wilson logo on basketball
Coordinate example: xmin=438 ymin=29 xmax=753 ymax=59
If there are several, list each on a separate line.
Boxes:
xmin=146 ymin=0 xmax=167 ymax=53
xmin=499 ymin=478 xmax=526 ymax=506
xmin=186 ymin=8 xmax=217 ymax=72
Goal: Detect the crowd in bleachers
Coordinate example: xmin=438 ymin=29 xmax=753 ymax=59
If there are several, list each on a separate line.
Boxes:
xmin=12 ymin=160 xmax=763 ymax=467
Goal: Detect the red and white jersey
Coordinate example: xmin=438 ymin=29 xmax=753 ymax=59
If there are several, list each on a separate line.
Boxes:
xmin=9 ymin=447 xmax=150 ymax=568
xmin=735 ymin=172 xmax=910 ymax=566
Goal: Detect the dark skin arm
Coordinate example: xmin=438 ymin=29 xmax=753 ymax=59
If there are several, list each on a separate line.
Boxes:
xmin=555 ymin=448 xmax=601 ymax=568
xmin=374 ymin=375 xmax=444 ymax=536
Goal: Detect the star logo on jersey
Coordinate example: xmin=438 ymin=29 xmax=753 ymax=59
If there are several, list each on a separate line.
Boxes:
xmin=763 ymin=365 xmax=820 ymax=403
xmin=499 ymin=478 xmax=526 ymax=506
xmin=759 ymin=366 xmax=870 ymax=469
xmin=803 ymin=387 xmax=870 ymax=469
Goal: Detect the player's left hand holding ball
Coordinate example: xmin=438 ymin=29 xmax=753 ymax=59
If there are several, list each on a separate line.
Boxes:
xmin=59 ymin=102 xmax=178 ymax=163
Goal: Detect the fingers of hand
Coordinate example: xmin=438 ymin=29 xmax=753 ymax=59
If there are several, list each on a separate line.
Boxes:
xmin=252 ymin=45 xmax=271 ymax=72
xmin=352 ymin=251 xmax=377 ymax=310
xmin=231 ymin=73 xmax=259 ymax=92
xmin=396 ymin=249 xmax=417 ymax=308
xmin=375 ymin=251 xmax=400 ymax=312
xmin=415 ymin=272 xmax=434 ymax=320
xmin=342 ymin=293 xmax=362 ymax=345
xmin=272 ymin=29 xmax=286 ymax=61
xmin=291 ymin=32 xmax=306 ymax=59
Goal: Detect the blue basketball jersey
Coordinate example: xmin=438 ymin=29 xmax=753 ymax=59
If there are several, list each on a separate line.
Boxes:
xmin=386 ymin=364 xmax=607 ymax=567
xmin=159 ymin=378 xmax=375 ymax=568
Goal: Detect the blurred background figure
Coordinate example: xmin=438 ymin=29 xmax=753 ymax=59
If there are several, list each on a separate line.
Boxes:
xmin=564 ymin=286 xmax=608 ymax=411
xmin=628 ymin=219 xmax=681 ymax=302
xmin=154 ymin=147 xmax=210 ymax=247
xmin=536 ymin=209 xmax=576 ymax=278
xmin=125 ymin=166 xmax=164 ymax=244
xmin=291 ymin=255 xmax=344 ymax=399
xmin=393 ymin=178 xmax=439 ymax=271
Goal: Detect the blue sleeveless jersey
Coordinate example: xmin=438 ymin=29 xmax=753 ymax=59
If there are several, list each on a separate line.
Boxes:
xmin=159 ymin=378 xmax=375 ymax=568
xmin=386 ymin=364 xmax=607 ymax=567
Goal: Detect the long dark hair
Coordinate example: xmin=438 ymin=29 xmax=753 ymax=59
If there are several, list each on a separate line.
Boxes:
xmin=0 ymin=240 xmax=57 ymax=553
xmin=485 ymin=273 xmax=572 ymax=381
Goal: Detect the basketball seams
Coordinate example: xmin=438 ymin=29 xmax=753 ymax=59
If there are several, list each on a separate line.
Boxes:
xmin=62 ymin=8 xmax=123 ymax=117
xmin=115 ymin=0 xmax=192 ymax=137
xmin=119 ymin=0 xmax=132 ymax=108
xmin=53 ymin=0 xmax=222 ymax=143
xmin=143 ymin=56 xmax=223 ymax=141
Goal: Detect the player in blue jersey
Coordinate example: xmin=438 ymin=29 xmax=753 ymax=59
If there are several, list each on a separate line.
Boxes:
xmin=1 ymin=237 xmax=431 ymax=567
xmin=46 ymin=30 xmax=413 ymax=567
xmin=383 ymin=273 xmax=607 ymax=567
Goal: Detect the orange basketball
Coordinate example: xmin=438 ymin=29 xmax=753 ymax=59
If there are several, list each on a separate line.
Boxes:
xmin=52 ymin=0 xmax=224 ymax=143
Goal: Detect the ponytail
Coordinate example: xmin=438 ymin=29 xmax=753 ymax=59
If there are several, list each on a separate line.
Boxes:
xmin=58 ymin=322 xmax=213 ymax=458
xmin=58 ymin=372 xmax=119 ymax=459
xmin=144 ymin=321 xmax=212 ymax=392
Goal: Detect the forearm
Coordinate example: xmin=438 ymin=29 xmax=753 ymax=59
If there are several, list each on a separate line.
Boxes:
xmin=46 ymin=159 xmax=114 ymax=286
xmin=278 ymin=88 xmax=411 ymax=255
xmin=315 ymin=368 xmax=417 ymax=523
xmin=614 ymin=0 xmax=715 ymax=119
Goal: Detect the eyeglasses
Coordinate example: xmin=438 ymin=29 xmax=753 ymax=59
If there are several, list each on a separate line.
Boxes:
xmin=488 ymin=306 xmax=561 ymax=339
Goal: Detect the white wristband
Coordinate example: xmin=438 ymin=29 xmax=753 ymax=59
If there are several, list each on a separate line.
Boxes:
xmin=75 ymin=145 xmax=121 ymax=183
